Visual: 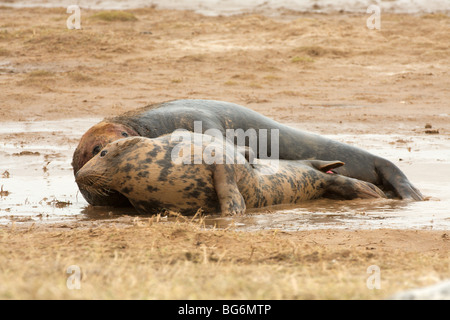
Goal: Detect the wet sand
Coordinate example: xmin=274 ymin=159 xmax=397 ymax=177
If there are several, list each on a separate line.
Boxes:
xmin=0 ymin=7 xmax=449 ymax=299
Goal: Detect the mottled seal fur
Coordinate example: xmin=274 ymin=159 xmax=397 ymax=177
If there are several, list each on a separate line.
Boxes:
xmin=73 ymin=99 xmax=423 ymax=206
xmin=75 ymin=134 xmax=386 ymax=215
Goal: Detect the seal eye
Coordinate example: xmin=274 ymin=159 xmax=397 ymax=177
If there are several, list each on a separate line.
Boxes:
xmin=92 ymin=145 xmax=101 ymax=156
xmin=121 ymin=132 xmax=129 ymax=137
xmin=100 ymin=150 xmax=108 ymax=157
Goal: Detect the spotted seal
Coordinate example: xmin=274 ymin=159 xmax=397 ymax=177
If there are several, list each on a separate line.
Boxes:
xmin=72 ymin=99 xmax=423 ymax=206
xmin=75 ymin=134 xmax=386 ymax=215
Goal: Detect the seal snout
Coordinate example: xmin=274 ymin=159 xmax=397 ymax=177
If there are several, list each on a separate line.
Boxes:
xmin=75 ymin=168 xmax=113 ymax=197
xmin=75 ymin=169 xmax=98 ymax=189
xmin=74 ymin=169 xmax=90 ymax=186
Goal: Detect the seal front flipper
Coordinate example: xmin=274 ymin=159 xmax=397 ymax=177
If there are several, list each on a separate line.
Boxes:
xmin=212 ymin=164 xmax=246 ymax=216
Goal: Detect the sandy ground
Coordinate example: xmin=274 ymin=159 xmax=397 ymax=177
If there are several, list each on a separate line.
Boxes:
xmin=1 ymin=8 xmax=449 ymax=133
xmin=0 ymin=7 xmax=449 ymax=299
xmin=1 ymin=217 xmax=449 ymax=299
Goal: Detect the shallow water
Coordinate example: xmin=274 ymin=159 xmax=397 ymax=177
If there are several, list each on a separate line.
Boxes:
xmin=0 ymin=119 xmax=449 ymax=230
xmin=0 ymin=119 xmax=98 ymax=224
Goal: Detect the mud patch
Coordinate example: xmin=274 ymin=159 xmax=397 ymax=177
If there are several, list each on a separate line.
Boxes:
xmin=0 ymin=119 xmax=100 ymax=224
xmin=0 ymin=185 xmax=9 ymax=197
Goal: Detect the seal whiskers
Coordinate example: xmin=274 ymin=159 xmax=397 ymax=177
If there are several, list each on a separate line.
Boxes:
xmin=75 ymin=172 xmax=113 ymax=197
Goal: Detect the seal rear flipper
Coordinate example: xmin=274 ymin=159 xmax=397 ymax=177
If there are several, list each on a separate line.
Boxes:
xmin=374 ymin=157 xmax=424 ymax=201
xmin=212 ymin=164 xmax=246 ymax=216
xmin=308 ymin=160 xmax=345 ymax=173
xmin=325 ymin=175 xmax=387 ymax=200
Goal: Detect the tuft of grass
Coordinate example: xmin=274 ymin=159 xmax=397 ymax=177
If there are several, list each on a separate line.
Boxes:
xmin=297 ymin=46 xmax=327 ymax=57
xmin=90 ymin=11 xmax=138 ymax=22
xmin=248 ymin=82 xmax=263 ymax=89
xmin=263 ymin=75 xmax=281 ymax=81
xmin=421 ymin=13 xmax=449 ymax=20
xmin=295 ymin=45 xmax=349 ymax=58
xmin=279 ymin=90 xmax=301 ymax=96
xmin=66 ymin=71 xmax=92 ymax=82
xmin=291 ymin=56 xmax=315 ymax=63
xmin=231 ymin=74 xmax=256 ymax=80
xmin=17 ymin=70 xmax=56 ymax=87
xmin=0 ymin=47 xmax=10 ymax=56
xmin=27 ymin=70 xmax=54 ymax=77
xmin=224 ymin=80 xmax=237 ymax=86
xmin=177 ymin=54 xmax=206 ymax=62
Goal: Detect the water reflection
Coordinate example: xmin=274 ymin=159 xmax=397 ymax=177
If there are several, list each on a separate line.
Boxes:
xmin=81 ymin=205 xmax=139 ymax=220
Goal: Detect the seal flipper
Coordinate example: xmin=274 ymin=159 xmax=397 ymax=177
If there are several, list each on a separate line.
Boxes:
xmin=212 ymin=164 xmax=246 ymax=216
xmin=325 ymin=175 xmax=387 ymax=200
xmin=374 ymin=157 xmax=424 ymax=201
xmin=308 ymin=160 xmax=345 ymax=173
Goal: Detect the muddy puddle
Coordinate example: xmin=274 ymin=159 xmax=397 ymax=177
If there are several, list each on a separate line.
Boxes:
xmin=0 ymin=119 xmax=449 ymax=230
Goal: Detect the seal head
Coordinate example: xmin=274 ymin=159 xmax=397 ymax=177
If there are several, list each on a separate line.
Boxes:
xmin=72 ymin=121 xmax=138 ymax=206
xmin=72 ymin=121 xmax=139 ymax=174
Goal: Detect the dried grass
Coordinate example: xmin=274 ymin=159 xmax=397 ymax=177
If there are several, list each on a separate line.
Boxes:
xmin=0 ymin=219 xmax=448 ymax=299
xmin=90 ymin=11 xmax=138 ymax=22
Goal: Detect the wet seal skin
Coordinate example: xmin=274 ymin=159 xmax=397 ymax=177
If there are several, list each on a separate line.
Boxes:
xmin=75 ymin=134 xmax=386 ymax=216
xmin=72 ymin=99 xmax=423 ymax=206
